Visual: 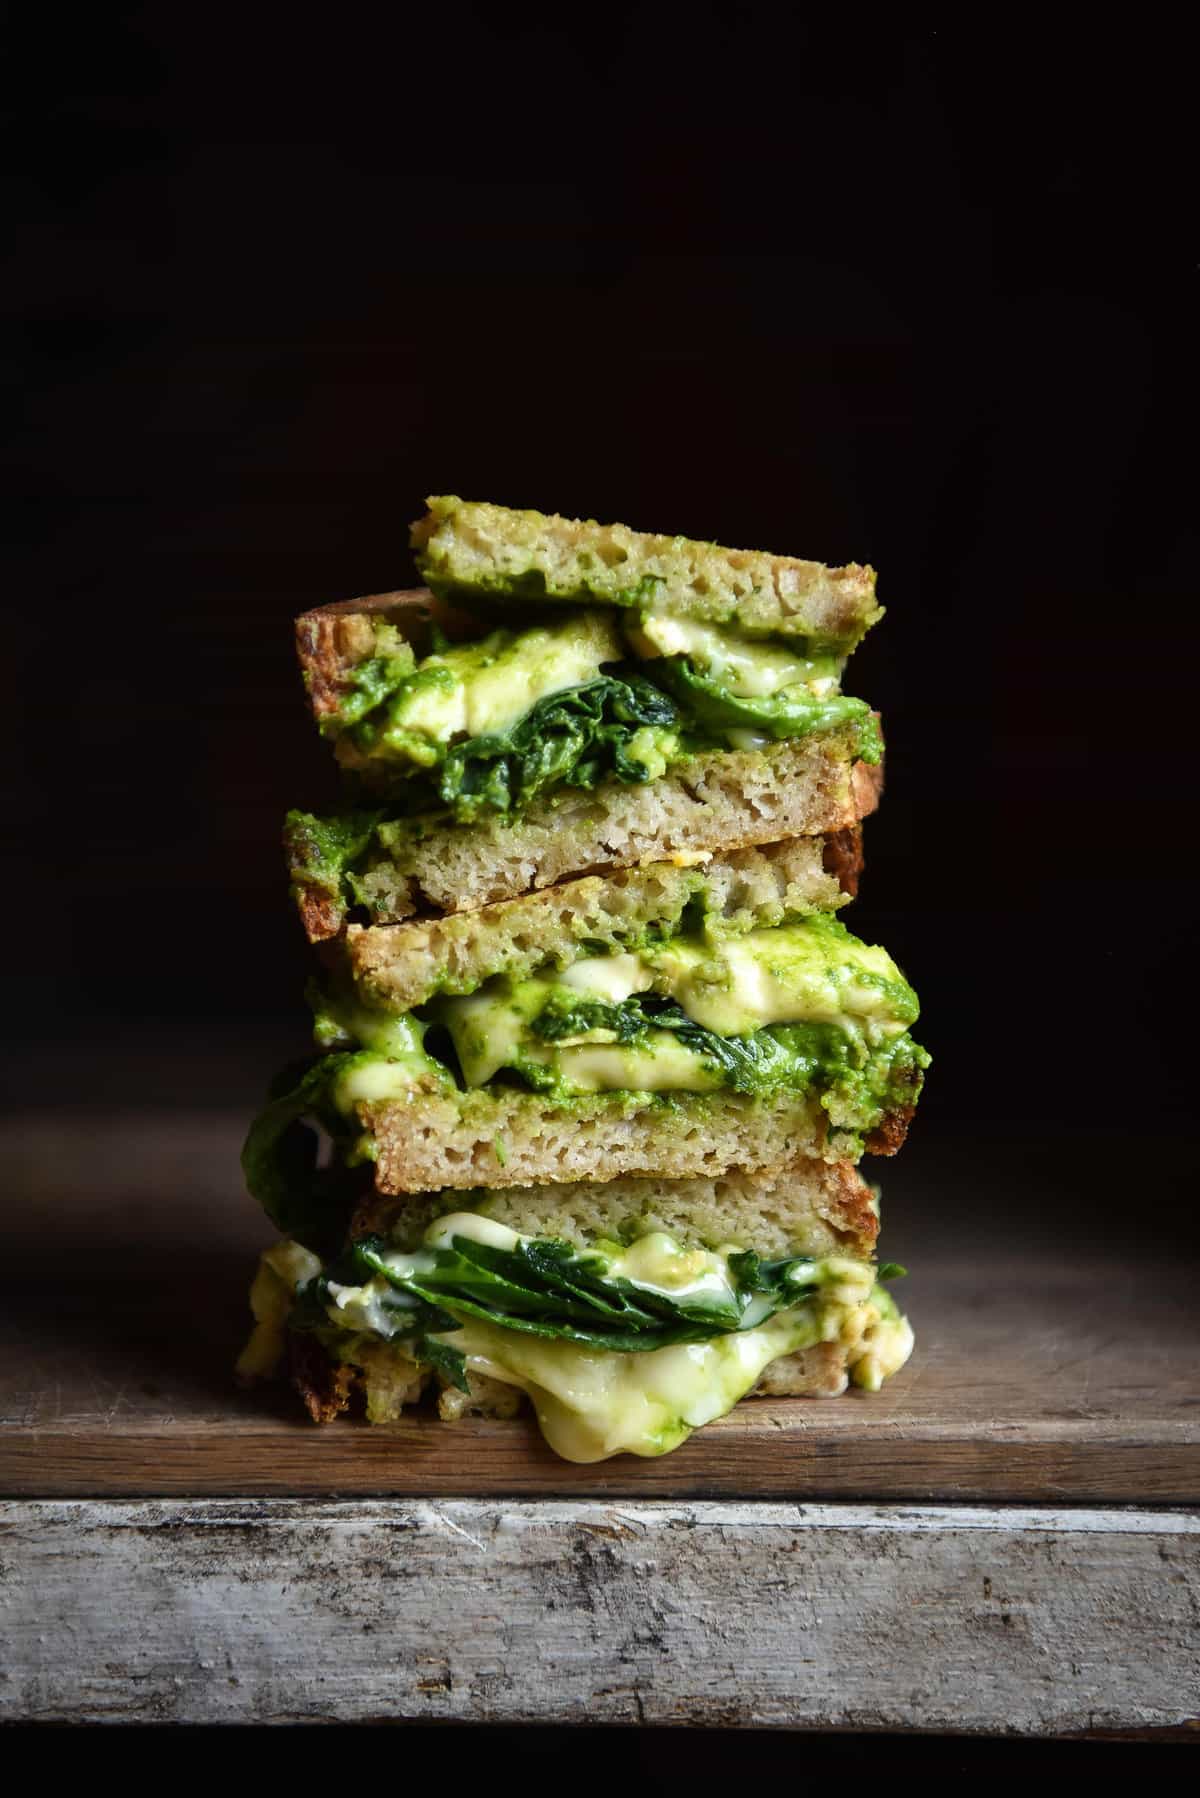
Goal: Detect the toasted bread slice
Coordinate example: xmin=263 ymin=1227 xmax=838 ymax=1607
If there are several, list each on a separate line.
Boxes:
xmin=288 ymin=728 xmax=881 ymax=937
xmin=411 ymin=496 xmax=881 ymax=650
xmin=353 ymin=1082 xmax=918 ymax=1195
xmin=350 ymin=1153 xmax=880 ymax=1262
xmin=340 ymin=834 xmax=857 ymax=1014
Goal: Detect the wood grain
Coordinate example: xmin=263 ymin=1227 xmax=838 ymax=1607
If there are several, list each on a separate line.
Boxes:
xmin=2 ymin=1498 xmax=1197 ymax=1730
xmin=2 ymin=1114 xmax=1198 ymax=1501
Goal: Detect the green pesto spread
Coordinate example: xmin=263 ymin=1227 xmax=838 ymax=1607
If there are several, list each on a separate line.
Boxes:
xmin=313 ymin=606 xmax=877 ymax=823
xmin=426 ymin=914 xmax=921 ymax=1105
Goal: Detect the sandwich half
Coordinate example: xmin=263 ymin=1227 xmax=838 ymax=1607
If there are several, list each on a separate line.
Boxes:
xmin=243 ymin=841 xmax=928 ymax=1229
xmin=288 ymin=497 xmax=883 ymax=935
xmin=239 ymin=1156 xmax=913 ymax=1463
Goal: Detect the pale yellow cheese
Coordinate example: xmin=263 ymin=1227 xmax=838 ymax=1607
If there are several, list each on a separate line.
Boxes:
xmin=435 ymin=919 xmax=912 ymax=1093
xmin=627 ymin=613 xmax=840 ymax=698
xmin=435 ymin=1308 xmax=812 ymax=1460
xmin=552 ymin=1036 xmax=719 ymax=1093
xmin=244 ymin=1222 xmax=911 ymax=1463
xmin=385 ymin=611 xmax=623 ymax=750
xmin=557 ymin=952 xmax=653 ymax=1003
xmin=236 ymin=1240 xmax=322 ymax=1379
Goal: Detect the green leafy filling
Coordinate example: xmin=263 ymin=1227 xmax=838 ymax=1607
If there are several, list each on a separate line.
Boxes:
xmin=520 ymin=986 xmax=925 ymax=1116
xmin=653 ymin=658 xmax=881 ymax=764
xmin=298 ymin=1232 xmax=906 ymax=1378
xmin=324 ymin=667 xmax=687 ymax=823
xmin=240 ymin=1053 xmax=376 ymax=1254
xmin=322 ymin=645 xmax=417 ymax=734
xmin=434 ymin=671 xmax=684 ymax=823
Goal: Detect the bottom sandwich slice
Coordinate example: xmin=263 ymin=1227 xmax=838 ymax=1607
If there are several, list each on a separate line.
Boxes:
xmin=239 ymin=1159 xmax=913 ymax=1463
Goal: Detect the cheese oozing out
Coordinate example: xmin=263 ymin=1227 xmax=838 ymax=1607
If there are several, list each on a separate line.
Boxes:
xmin=245 ymin=1213 xmax=913 ymax=1461
xmin=626 ymin=613 xmax=844 ymax=699
xmin=444 ymin=1290 xmax=913 ymax=1460
xmin=433 ymin=918 xmax=915 ymax=1093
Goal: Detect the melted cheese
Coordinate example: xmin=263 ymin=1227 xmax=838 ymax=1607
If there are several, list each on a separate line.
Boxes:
xmin=386 ymin=611 xmax=622 ymax=748
xmin=848 ymin=1287 xmax=916 ymax=1391
xmin=552 ymin=1037 xmax=719 ymax=1093
xmin=628 ymin=614 xmax=838 ymax=698
xmin=558 ymin=952 xmax=652 ymax=1003
xmin=609 ymin=1230 xmax=737 ymax=1303
xmin=645 ymin=928 xmax=909 ymax=1038
xmin=235 ymin=1240 xmax=322 ymax=1379
xmin=435 ymin=919 xmax=913 ymax=1091
xmin=424 ymin=1212 xmax=522 ymax=1252
xmin=244 ymin=1222 xmax=911 ymax=1462
xmin=438 ymin=1306 xmax=822 ymax=1460
xmin=333 ymin=1053 xmax=433 ymax=1111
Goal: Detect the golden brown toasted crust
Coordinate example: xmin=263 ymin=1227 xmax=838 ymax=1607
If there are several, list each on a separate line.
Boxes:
xmin=850 ymin=757 xmax=884 ymax=817
xmin=820 ymin=1161 xmax=880 ymax=1253
xmin=865 ymin=1103 xmax=918 ymax=1157
xmin=821 ymin=825 xmax=865 ymax=898
xmin=295 ymin=588 xmax=478 ymax=722
xmin=288 ymin=1330 xmax=356 ymax=1424
xmin=298 ymin=887 xmax=345 ymax=943
xmin=296 ymin=884 xmax=348 ymax=944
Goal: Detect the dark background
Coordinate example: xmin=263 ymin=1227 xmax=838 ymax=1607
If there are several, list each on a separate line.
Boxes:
xmin=5 ymin=11 xmax=1197 ymax=1230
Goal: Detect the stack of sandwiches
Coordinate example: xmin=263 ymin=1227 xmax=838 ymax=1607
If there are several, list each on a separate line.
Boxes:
xmin=239 ymin=496 xmax=928 ymax=1462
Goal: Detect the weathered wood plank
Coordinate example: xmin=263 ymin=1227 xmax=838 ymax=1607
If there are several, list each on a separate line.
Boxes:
xmin=1 ymin=1500 xmax=1197 ymax=1731
xmin=3 ymin=1116 xmax=1198 ymax=1502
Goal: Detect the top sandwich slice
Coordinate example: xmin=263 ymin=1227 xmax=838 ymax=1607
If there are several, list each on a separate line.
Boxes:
xmin=411 ymin=495 xmax=882 ymax=652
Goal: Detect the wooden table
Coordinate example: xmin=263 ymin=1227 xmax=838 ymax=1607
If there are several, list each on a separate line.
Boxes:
xmin=3 ymin=1114 xmax=1197 ymax=1733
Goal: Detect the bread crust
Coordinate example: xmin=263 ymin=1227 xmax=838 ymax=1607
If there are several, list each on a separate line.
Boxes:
xmin=295 ymin=588 xmax=476 ymax=721
xmin=821 ymin=825 xmax=865 ymax=898
xmin=288 ymin=1329 xmax=357 ymax=1424
xmin=865 ymin=1102 xmax=918 ymax=1156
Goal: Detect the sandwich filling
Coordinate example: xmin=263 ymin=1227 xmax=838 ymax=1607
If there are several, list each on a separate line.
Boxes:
xmin=241 ymin=913 xmax=926 ymax=1247
xmin=309 ymin=605 xmax=878 ymax=819
xmin=240 ymin=1213 xmax=913 ymax=1461
xmin=313 ymin=910 xmax=923 ymax=1109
